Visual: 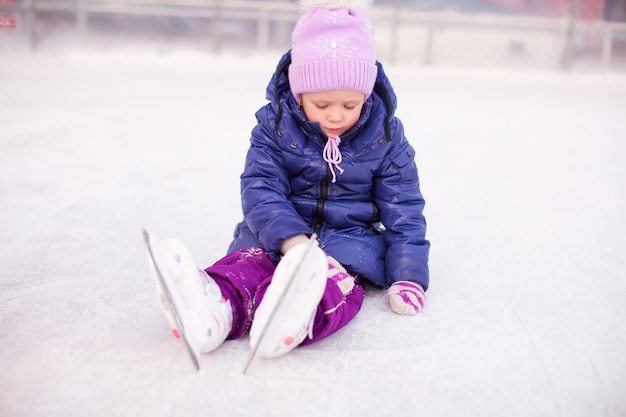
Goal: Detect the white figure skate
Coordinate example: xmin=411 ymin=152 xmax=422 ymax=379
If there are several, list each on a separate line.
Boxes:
xmin=244 ymin=235 xmax=327 ymax=372
xmin=143 ymin=229 xmax=233 ymax=371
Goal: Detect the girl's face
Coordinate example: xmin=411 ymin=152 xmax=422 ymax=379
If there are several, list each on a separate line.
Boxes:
xmin=300 ymin=90 xmax=365 ymax=138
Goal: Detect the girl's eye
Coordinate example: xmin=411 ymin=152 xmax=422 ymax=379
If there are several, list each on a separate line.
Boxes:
xmin=345 ymin=105 xmax=356 ymax=110
xmin=316 ymin=104 xmax=328 ymax=109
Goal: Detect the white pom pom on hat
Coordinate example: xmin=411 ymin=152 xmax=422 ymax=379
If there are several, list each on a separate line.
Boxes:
xmin=289 ymin=0 xmax=378 ymax=102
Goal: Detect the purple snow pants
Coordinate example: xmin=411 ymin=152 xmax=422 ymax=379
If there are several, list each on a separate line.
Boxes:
xmin=204 ymin=247 xmax=365 ymax=345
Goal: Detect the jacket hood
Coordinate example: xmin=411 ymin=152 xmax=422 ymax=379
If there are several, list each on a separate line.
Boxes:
xmin=266 ymin=50 xmax=398 ymax=142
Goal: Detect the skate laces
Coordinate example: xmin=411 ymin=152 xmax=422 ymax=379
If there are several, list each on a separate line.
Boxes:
xmin=323 ymin=135 xmax=344 ymax=183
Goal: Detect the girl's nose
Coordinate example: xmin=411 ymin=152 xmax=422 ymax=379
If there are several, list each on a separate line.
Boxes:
xmin=327 ymin=109 xmax=341 ymax=122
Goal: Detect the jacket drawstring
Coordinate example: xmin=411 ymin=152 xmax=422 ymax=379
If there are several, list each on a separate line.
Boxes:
xmin=323 ymin=135 xmax=344 ymax=183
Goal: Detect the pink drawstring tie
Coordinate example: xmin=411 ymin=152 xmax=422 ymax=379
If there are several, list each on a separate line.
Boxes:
xmin=323 ymin=135 xmax=344 ymax=183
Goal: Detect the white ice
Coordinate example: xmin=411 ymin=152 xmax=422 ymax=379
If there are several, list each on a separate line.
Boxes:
xmin=1 ymin=49 xmax=625 ymax=417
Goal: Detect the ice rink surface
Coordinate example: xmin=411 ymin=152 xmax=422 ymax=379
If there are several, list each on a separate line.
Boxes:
xmin=1 ymin=50 xmax=625 ymax=417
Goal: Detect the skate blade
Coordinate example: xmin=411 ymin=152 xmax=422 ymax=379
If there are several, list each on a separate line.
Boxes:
xmin=143 ymin=228 xmax=201 ymax=372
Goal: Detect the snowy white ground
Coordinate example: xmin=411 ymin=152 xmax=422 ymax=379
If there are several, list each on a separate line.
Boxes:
xmin=1 ymin=49 xmax=625 ymax=417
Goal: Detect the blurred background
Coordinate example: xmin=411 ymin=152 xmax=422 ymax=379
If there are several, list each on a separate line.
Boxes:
xmin=1 ymin=0 xmax=626 ymax=73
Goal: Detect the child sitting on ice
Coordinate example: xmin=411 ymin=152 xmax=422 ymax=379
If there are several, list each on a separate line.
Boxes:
xmin=146 ymin=0 xmax=430 ymax=365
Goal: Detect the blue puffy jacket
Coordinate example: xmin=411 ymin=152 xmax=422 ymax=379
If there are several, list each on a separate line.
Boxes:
xmin=229 ymin=51 xmax=429 ymax=290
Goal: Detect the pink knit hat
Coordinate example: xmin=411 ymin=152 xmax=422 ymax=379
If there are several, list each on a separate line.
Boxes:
xmin=289 ymin=0 xmax=378 ymax=102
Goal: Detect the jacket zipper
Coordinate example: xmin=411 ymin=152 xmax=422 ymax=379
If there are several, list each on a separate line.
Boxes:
xmin=314 ymin=136 xmax=331 ymax=236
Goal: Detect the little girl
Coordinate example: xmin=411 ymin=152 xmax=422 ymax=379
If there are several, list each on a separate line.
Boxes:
xmin=146 ymin=0 xmax=430 ymax=364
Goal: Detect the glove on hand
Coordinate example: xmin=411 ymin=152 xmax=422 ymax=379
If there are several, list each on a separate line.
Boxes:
xmin=280 ymin=234 xmax=354 ymax=296
xmin=280 ymin=234 xmax=310 ymax=254
xmin=388 ymin=281 xmax=425 ymax=315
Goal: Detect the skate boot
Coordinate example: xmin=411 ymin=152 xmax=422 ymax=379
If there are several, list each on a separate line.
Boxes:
xmin=144 ymin=230 xmax=233 ymax=365
xmin=248 ymin=236 xmax=327 ymax=360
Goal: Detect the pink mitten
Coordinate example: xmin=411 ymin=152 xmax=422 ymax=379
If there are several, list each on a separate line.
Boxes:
xmin=388 ymin=281 xmax=425 ymax=315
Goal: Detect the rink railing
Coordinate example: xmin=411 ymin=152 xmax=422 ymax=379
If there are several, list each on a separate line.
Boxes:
xmin=7 ymin=0 xmax=626 ymax=71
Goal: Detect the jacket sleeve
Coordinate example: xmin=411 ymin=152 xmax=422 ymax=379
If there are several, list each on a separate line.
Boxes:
xmin=239 ymin=106 xmax=312 ymax=257
xmin=373 ymin=117 xmax=430 ymax=290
